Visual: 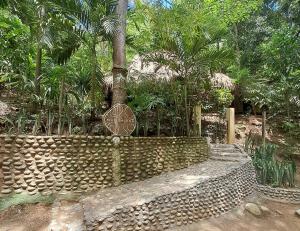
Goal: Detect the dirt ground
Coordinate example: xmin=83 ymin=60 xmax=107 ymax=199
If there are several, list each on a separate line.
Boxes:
xmin=0 ymin=199 xmax=299 ymax=231
xmin=172 ymin=200 xmax=300 ymax=231
xmin=0 ymin=115 xmax=299 ymax=231
xmin=0 ymin=204 xmax=51 ymax=231
xmin=235 ymin=115 xmax=300 ymax=187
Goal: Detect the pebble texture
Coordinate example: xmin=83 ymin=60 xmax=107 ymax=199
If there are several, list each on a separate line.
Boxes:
xmin=82 ymin=158 xmax=256 ymax=231
xmin=0 ymin=135 xmax=208 ymax=196
xmin=256 ymin=184 xmax=300 ymax=204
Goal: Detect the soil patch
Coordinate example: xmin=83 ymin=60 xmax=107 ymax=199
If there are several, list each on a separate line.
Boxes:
xmin=0 ymin=203 xmax=51 ymax=231
xmin=0 ymin=198 xmax=299 ymax=231
xmin=172 ymin=200 xmax=300 ymax=231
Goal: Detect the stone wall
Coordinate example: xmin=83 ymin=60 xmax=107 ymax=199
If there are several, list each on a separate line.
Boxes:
xmin=84 ymin=160 xmax=256 ymax=231
xmin=256 ymin=184 xmax=300 ymax=204
xmin=0 ymin=135 xmax=208 ymax=196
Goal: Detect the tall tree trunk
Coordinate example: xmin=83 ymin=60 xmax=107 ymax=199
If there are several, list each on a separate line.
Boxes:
xmin=58 ymin=72 xmax=65 ymax=135
xmin=35 ymin=45 xmax=42 ymax=97
xmin=112 ymin=0 xmax=128 ymax=105
xmin=90 ymin=38 xmax=97 ymax=119
xmin=34 ymin=5 xmax=45 ymax=100
xmin=233 ymin=23 xmax=241 ymax=68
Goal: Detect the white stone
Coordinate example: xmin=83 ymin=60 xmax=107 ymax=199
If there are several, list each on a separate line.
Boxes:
xmin=260 ymin=205 xmax=271 ymax=214
xmin=295 ymin=209 xmax=300 ymax=217
xmin=245 ymin=203 xmax=262 ymax=216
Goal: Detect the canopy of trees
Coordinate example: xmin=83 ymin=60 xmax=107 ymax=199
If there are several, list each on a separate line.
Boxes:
xmin=0 ymin=0 xmax=299 ymax=139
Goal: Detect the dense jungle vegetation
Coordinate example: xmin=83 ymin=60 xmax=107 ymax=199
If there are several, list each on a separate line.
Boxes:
xmin=0 ymin=0 xmax=299 ymax=140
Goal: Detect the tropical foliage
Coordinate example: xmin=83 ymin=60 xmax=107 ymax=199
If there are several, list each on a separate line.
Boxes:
xmin=249 ymin=143 xmax=296 ymax=188
xmin=0 ymin=0 xmax=299 ymax=139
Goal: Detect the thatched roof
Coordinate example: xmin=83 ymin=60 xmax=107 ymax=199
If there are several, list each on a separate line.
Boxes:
xmin=104 ymin=54 xmax=178 ymax=85
xmin=104 ymin=54 xmax=234 ymax=90
xmin=129 ymin=53 xmax=178 ymax=80
xmin=210 ymin=73 xmax=235 ymax=90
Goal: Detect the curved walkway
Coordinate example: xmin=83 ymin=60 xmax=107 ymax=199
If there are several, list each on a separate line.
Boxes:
xmin=50 ymin=145 xmax=256 ymax=231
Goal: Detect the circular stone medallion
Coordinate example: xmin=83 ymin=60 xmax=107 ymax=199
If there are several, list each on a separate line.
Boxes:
xmin=103 ymin=104 xmax=136 ymax=136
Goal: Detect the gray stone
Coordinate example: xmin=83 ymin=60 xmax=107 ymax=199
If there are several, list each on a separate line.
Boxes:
xmin=245 ymin=203 xmax=262 ymax=216
xmin=275 ymin=210 xmax=283 ymax=215
xmin=1 ymin=188 xmax=12 ymax=194
xmin=295 ymin=209 xmax=300 ymax=217
xmin=260 ymin=205 xmax=271 ymax=214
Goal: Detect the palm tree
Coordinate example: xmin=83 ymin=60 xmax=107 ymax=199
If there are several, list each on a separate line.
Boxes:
xmin=2 ymin=0 xmax=56 ymax=97
xmin=147 ymin=30 xmax=232 ymax=136
xmin=5 ymin=0 xmax=117 ymax=118
xmin=81 ymin=0 xmax=117 ymax=117
xmin=112 ymin=0 xmax=128 ymax=105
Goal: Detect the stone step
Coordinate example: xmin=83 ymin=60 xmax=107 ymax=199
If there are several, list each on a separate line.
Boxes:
xmin=209 ymin=144 xmax=249 ymax=162
xmin=210 ymin=144 xmax=235 ymax=148
xmin=211 ymin=152 xmax=248 ymax=158
xmin=211 ymin=144 xmax=242 ymax=149
xmin=211 ymin=148 xmax=241 ymax=154
xmin=211 ymin=144 xmax=245 ymax=149
xmin=209 ymin=156 xmax=243 ymax=162
xmin=211 ymin=145 xmax=248 ymax=155
xmin=211 ymin=148 xmax=237 ymax=152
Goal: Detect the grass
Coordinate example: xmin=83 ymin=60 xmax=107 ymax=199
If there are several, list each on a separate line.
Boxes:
xmin=0 ymin=192 xmax=82 ymax=211
xmin=0 ymin=193 xmax=55 ymax=211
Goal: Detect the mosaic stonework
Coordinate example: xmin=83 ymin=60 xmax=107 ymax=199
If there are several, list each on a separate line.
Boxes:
xmin=82 ymin=160 xmax=256 ymax=231
xmin=0 ymin=135 xmax=208 ymax=196
xmin=256 ymin=184 xmax=300 ymax=204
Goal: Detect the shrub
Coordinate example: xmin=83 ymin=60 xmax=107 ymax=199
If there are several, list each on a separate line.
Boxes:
xmin=250 ymin=143 xmax=296 ymax=188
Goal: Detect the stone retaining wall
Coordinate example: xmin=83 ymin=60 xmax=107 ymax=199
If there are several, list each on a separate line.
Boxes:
xmin=85 ymin=160 xmax=256 ymax=231
xmin=256 ymin=184 xmax=300 ymax=204
xmin=0 ymin=136 xmax=208 ymax=196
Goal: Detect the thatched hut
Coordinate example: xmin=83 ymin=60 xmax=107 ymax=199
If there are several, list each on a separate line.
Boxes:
xmin=210 ymin=73 xmax=235 ymax=90
xmin=104 ymin=54 xmax=235 ymax=90
xmin=104 ymin=54 xmax=179 ymax=85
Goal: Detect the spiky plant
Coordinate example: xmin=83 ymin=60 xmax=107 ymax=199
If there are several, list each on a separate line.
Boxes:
xmin=252 ymin=143 xmax=297 ymax=188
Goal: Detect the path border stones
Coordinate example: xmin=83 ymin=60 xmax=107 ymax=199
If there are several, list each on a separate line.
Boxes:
xmin=256 ymin=184 xmax=300 ymax=204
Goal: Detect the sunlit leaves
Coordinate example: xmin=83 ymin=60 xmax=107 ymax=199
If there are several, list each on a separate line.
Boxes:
xmin=0 ymin=9 xmax=30 ymax=77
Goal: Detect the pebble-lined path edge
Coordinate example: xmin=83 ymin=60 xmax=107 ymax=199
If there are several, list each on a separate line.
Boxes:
xmin=49 ymin=144 xmax=256 ymax=231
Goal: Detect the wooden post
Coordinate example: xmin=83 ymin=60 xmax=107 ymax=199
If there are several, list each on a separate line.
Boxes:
xmin=262 ymin=110 xmax=266 ymax=147
xmin=227 ymin=108 xmax=235 ymax=144
xmin=194 ymin=105 xmax=201 ymax=136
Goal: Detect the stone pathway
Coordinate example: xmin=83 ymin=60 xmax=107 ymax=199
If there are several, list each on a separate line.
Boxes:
xmin=82 ymin=160 xmax=249 ymax=223
xmin=48 ymin=145 xmax=254 ymax=231
xmin=209 ymin=144 xmax=249 ymax=162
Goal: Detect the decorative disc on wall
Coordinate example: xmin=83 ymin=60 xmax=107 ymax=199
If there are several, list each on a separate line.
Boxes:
xmin=103 ymin=104 xmax=136 ymax=136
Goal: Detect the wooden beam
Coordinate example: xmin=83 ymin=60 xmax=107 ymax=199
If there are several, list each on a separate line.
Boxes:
xmin=227 ymin=108 xmax=235 ymax=144
xmin=262 ymin=110 xmax=266 ymax=146
xmin=194 ymin=105 xmax=202 ymax=136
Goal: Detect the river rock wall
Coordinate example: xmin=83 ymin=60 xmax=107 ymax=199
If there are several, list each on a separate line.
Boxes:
xmin=0 ymin=136 xmax=208 ymax=196
xmin=256 ymin=184 xmax=300 ymax=204
xmin=84 ymin=160 xmax=256 ymax=231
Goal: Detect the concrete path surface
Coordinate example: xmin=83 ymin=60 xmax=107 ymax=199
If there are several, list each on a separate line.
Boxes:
xmin=46 ymin=144 xmax=253 ymax=230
